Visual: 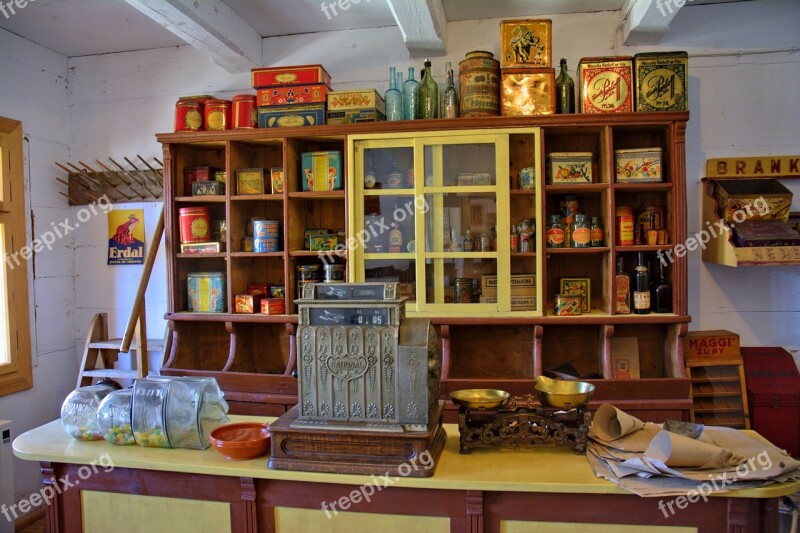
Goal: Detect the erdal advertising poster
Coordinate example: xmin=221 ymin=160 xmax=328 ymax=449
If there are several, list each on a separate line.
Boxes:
xmin=108 ymin=209 xmax=145 ymax=265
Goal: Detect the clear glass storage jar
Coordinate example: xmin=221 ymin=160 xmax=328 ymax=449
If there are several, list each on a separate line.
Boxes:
xmin=132 ymin=378 xmax=171 ymax=448
xmin=60 ymin=383 xmax=116 ymax=440
xmin=96 ymin=388 xmax=134 ymax=445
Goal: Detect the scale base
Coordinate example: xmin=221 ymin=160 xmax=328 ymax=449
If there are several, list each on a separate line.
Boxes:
xmin=268 ymin=401 xmax=446 ymax=477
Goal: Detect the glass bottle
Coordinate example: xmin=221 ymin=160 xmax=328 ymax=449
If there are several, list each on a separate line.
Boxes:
xmin=419 ymin=60 xmax=439 ymax=119
xmin=590 ymin=216 xmax=603 ymax=247
xmin=546 ymin=214 xmax=565 ymax=248
xmin=389 ymin=223 xmax=403 ymax=253
xmin=555 ymin=58 xmax=575 ymax=114
xmin=442 ymin=62 xmax=459 ymax=119
xmin=385 ymin=66 xmax=403 ymax=121
xmin=633 ymin=252 xmax=651 ymax=315
xmin=463 ymin=228 xmax=474 ymax=251
xmin=615 ymin=256 xmax=631 ymax=314
xmin=571 ymin=214 xmax=590 ymax=248
xmin=490 ymin=226 xmax=498 ymax=251
xmin=480 ymin=232 xmax=491 ymax=252
xmin=650 ymin=259 xmax=673 ymax=313
xmin=510 ymin=225 xmax=519 ymax=253
xmin=403 ymin=67 xmax=420 ymax=120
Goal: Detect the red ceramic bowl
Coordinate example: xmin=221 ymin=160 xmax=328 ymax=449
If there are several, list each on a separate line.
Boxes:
xmin=209 ymin=422 xmax=270 ymax=460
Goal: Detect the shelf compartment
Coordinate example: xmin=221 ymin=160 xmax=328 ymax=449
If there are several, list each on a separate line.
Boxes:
xmin=611 ymin=124 xmax=671 ymax=186
xmin=165 ymin=321 xmax=232 ymax=372
xmin=448 ymin=325 xmax=535 ymax=379
xmin=542 ymin=325 xmax=603 ymax=378
xmin=229 ymin=255 xmax=286 ymax=306
xmin=176 ymin=253 xmax=227 ymax=259
xmin=546 ymin=251 xmax=610 ymax=315
xmin=228 ymin=199 xmax=284 ymax=253
xmin=171 ymin=144 xmax=225 ymax=197
xmin=230 ymin=194 xmax=284 ymax=202
xmin=287 ymin=190 xmax=346 ymax=200
xmin=542 ymin=126 xmax=608 ymax=185
xmin=227 ymin=323 xmax=291 ymax=374
xmin=546 ymin=247 xmax=610 ymax=254
xmin=174 ymin=256 xmax=228 ymax=314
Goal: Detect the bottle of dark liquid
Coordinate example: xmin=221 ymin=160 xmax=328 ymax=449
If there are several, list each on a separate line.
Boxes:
xmin=555 ymin=58 xmax=575 ymax=114
xmin=633 ymin=252 xmax=651 ymax=315
xmin=650 ymin=259 xmax=673 ymax=313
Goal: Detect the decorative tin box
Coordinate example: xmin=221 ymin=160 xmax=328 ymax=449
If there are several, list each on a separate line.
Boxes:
xmin=634 ymin=51 xmax=688 ymax=112
xmin=301 ymin=151 xmax=342 ymax=191
xmin=251 ymin=64 xmax=332 ymax=89
xmin=500 ymin=18 xmax=552 ymax=68
xmin=236 ymin=168 xmax=265 ymax=195
xmin=261 ymin=298 xmax=286 ymax=315
xmin=180 ymin=242 xmax=222 ymax=254
xmin=560 ymin=277 xmax=591 ymax=313
xmin=257 ymin=84 xmax=328 ymax=106
xmin=547 ymin=152 xmax=593 ymax=184
xmin=257 ymin=104 xmax=326 ymax=128
xmin=235 ymin=294 xmax=262 ymax=314
xmin=732 ymin=220 xmax=800 ymax=247
xmin=269 ymin=285 xmax=285 ymax=298
xmin=615 ymin=148 xmax=663 ymax=183
xmin=578 ymin=57 xmax=634 ymax=113
xmin=501 ymin=68 xmax=555 ymax=116
xmin=247 ymin=284 xmax=270 ymax=297
xmin=187 ymin=272 xmax=226 ymax=313
xmin=183 ymin=166 xmax=217 ymax=194
xmin=304 ymin=229 xmax=331 ymax=250
xmin=711 ymin=178 xmax=792 ymax=223
xmin=191 ymin=181 xmax=224 ymax=196
xmin=554 ymin=294 xmax=583 ymax=316
xmin=270 ymin=167 xmax=284 ymax=194
xmin=326 ymin=90 xmax=386 ymax=124
xmin=309 ymin=235 xmax=338 ymax=251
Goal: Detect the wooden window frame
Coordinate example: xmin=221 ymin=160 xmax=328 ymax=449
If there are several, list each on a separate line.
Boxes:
xmin=0 ymin=117 xmax=32 ymax=395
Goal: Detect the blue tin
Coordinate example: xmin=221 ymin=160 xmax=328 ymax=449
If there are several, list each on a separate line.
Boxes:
xmin=257 ymin=104 xmax=326 ymax=128
xmin=252 ymin=219 xmax=279 ymax=253
xmin=187 ymin=272 xmax=226 ymax=313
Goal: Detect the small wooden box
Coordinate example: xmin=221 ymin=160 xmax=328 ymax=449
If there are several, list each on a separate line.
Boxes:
xmin=236 ymin=168 xmax=265 ymax=195
xmin=684 ymin=330 xmax=740 ymax=363
xmin=500 ymin=18 xmax=552 ymax=68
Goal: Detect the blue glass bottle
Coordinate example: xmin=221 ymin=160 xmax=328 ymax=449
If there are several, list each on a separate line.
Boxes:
xmin=385 ymin=66 xmax=403 ymax=121
xmin=403 ymin=67 xmax=419 ymax=120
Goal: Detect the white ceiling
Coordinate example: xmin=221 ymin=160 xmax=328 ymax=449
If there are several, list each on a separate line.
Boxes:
xmin=0 ymin=0 xmax=629 ymax=58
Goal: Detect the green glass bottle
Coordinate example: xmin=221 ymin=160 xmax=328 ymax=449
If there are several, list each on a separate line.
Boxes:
xmin=419 ymin=60 xmax=439 ymax=119
xmin=555 ymin=58 xmax=575 ymax=114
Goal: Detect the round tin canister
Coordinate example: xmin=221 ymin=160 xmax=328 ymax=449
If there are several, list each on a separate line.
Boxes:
xmin=455 ymin=278 xmax=474 ymax=304
xmin=297 ymin=265 xmax=321 ymax=298
xmin=175 ymin=98 xmax=204 ymax=132
xmin=459 ymin=51 xmax=500 ymax=117
xmin=252 ymin=219 xmax=279 ymax=253
xmin=615 ymin=205 xmax=635 ymax=246
xmin=178 ymin=207 xmax=211 ymax=244
xmin=232 ymin=94 xmax=257 ymax=129
xmin=323 ymin=263 xmax=345 ymax=283
xmin=205 ymin=99 xmax=231 ymax=131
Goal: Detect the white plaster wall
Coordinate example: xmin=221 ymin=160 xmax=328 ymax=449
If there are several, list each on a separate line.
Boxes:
xmin=0 ymin=29 xmax=76 ymax=503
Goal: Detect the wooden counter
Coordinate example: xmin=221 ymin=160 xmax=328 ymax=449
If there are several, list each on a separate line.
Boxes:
xmin=14 ymin=417 xmax=797 ymax=532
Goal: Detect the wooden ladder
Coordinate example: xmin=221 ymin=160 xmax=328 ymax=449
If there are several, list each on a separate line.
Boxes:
xmin=76 ymin=207 xmax=167 ymax=388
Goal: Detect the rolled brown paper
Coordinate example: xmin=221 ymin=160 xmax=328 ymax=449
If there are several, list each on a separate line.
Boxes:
xmin=645 ymin=430 xmax=743 ymax=469
xmin=593 ymin=403 xmax=645 ymax=441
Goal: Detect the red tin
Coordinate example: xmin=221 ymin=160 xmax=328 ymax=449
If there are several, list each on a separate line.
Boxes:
xmin=205 ymin=99 xmax=232 ymax=131
xmin=232 ymin=94 xmax=257 ymax=129
xmin=256 ymin=84 xmax=328 ymax=106
xmin=578 ymin=56 xmax=634 ymax=113
xmin=251 ymin=64 xmax=332 ymax=89
xmin=174 ymin=98 xmax=204 ymax=132
xmin=178 ymin=207 xmax=211 ymax=244
xmin=247 ymin=284 xmax=270 ymax=297
xmin=261 ymin=298 xmax=286 ymax=315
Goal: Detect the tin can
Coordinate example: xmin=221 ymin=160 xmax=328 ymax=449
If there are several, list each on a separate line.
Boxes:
xmin=554 ymin=294 xmax=583 ymax=316
xmin=187 ymin=272 xmax=226 ymax=313
xmin=232 ymin=94 xmax=257 ymax=129
xmin=174 ymin=98 xmax=204 ymax=132
xmin=297 ymin=265 xmax=321 ymax=298
xmin=634 ymin=51 xmax=688 ymax=112
xmin=454 ymin=278 xmax=474 ymax=304
xmin=178 ymin=207 xmax=211 ymax=244
xmin=241 ymin=237 xmax=254 ymax=252
xmin=269 ymin=285 xmax=285 ymax=298
xmin=501 ymin=68 xmax=555 ymax=116
xmin=210 ymin=219 xmax=226 ymax=243
xmin=252 ymin=219 xmax=279 ymax=253
xmin=204 ymin=99 xmax=231 ymax=131
xmin=270 ymin=167 xmax=284 ymax=194
xmin=578 ymin=57 xmax=634 ymax=113
xmin=459 ymin=51 xmax=500 ymax=117
xmin=500 ymin=19 xmax=552 ymax=69
xmin=323 ymin=263 xmax=345 ymax=283
xmin=635 ymin=206 xmax=665 ymax=244
xmin=615 ymin=205 xmax=635 ymax=246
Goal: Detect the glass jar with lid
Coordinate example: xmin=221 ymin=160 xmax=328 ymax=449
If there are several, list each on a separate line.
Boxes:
xmin=571 ymin=214 xmax=591 ymax=248
xmin=60 ymin=383 xmax=117 ymax=440
xmin=166 ymin=377 xmax=229 ymax=450
xmin=546 ymin=214 xmax=565 ymax=248
xmin=132 ymin=378 xmax=172 ymax=448
xmin=97 ymin=388 xmax=134 ymax=445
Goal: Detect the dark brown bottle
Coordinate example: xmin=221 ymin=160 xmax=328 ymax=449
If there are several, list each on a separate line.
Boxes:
xmin=633 ymin=252 xmax=650 ymax=315
xmin=650 ymin=259 xmax=672 ymax=313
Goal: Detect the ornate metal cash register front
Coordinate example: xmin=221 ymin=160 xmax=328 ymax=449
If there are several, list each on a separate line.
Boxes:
xmin=268 ymin=282 xmax=446 ymax=476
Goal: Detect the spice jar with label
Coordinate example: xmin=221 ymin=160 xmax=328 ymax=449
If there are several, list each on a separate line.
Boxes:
xmin=571 ymin=214 xmax=591 ymax=248
xmin=546 ymin=214 xmax=565 ymax=248
xmin=590 ymin=217 xmax=604 ymax=247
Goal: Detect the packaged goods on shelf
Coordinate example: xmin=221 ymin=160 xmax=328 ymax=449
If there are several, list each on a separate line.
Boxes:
xmin=326 ymin=89 xmax=386 ymax=124
xmin=578 ymin=56 xmax=634 ymax=113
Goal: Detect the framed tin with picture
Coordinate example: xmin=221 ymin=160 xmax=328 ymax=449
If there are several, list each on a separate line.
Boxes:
xmin=560 ymin=277 xmax=591 ymax=313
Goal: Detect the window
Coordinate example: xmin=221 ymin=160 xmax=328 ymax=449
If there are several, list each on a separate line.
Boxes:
xmin=0 ymin=117 xmax=32 ymax=395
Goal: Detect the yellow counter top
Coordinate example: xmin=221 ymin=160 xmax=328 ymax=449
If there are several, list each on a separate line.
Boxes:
xmin=14 ymin=416 xmax=799 ymax=499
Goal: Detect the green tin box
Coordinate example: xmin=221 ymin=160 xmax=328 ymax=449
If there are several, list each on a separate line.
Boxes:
xmin=634 ymin=51 xmax=688 ymax=112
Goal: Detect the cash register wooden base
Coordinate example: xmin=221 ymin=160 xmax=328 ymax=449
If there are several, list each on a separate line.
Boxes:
xmin=268 ymin=402 xmax=446 ymax=477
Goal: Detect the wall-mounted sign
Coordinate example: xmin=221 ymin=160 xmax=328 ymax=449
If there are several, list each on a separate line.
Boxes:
xmin=706 ymin=155 xmax=800 ymax=178
xmin=108 ymin=209 xmax=145 ymax=265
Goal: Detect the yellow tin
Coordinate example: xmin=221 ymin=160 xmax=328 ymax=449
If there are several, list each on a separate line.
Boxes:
xmin=500 ymin=18 xmax=552 ymax=68
xmin=236 ymin=168 xmax=265 ymax=195
xmin=634 ymin=51 xmax=688 ymax=112
xmin=578 ymin=56 xmax=634 ymax=114
xmin=501 ymin=67 xmax=555 ymax=116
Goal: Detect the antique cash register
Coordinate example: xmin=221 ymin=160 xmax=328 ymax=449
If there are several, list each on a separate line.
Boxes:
xmin=268 ymin=282 xmax=446 ymax=476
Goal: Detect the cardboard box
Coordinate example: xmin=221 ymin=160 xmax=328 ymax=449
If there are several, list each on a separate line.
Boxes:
xmin=309 ymin=234 xmax=338 ymax=251
xmin=684 ymin=330 xmax=740 ymax=363
xmin=183 ymin=166 xmax=217 ymax=194
xmin=251 ymin=64 xmax=332 ymax=89
xmin=235 ymin=294 xmax=262 ymax=314
xmin=261 ymin=298 xmax=286 ymax=315
xmin=711 ymin=178 xmax=792 ymax=223
xmin=257 ymin=84 xmax=328 ymax=106
xmin=257 ymin=104 xmax=326 ymax=128
xmin=301 ymin=151 xmax=342 ymax=191
xmin=481 ymin=274 xmax=536 ymax=291
xmin=270 ymin=167 xmax=284 ymax=194
xmin=479 ymin=295 xmax=536 ymax=311
xmin=247 ymin=284 xmax=270 ymax=297
xmin=611 ymin=337 xmax=641 ymax=379
xmin=480 ymin=285 xmax=536 ymax=299
xmin=180 ymin=242 xmax=222 ymax=254
xmin=304 ymin=229 xmax=331 ymax=250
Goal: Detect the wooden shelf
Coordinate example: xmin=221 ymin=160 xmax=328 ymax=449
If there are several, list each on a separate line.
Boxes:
xmin=289 ymin=250 xmax=341 ymax=258
xmin=545 ymin=183 xmax=609 ymax=193
xmin=230 ymin=252 xmax=284 ymax=258
xmin=175 ymin=196 xmax=226 ymax=203
xmin=616 ymin=245 xmax=673 ymax=253
xmin=176 ymin=252 xmax=227 ymax=259
xmin=546 ymin=247 xmax=609 ymax=254
xmin=511 ymin=252 xmax=536 ymax=258
xmin=167 ymin=312 xmax=298 ymax=324
xmin=231 ymin=194 xmax=283 ymax=201
xmin=509 ymin=189 xmax=537 ymax=196
xmin=613 ymin=182 xmax=673 ymax=191
xmin=288 ymin=190 xmax=345 ymax=200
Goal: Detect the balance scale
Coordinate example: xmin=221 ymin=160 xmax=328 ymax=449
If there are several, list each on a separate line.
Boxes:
xmin=268 ymin=283 xmax=446 ymax=477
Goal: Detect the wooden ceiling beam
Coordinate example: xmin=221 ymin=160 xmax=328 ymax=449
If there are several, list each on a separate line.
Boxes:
xmin=386 ymin=0 xmax=447 ymax=58
xmin=123 ymin=0 xmax=262 ymax=73
xmin=621 ymin=0 xmax=683 ymax=45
